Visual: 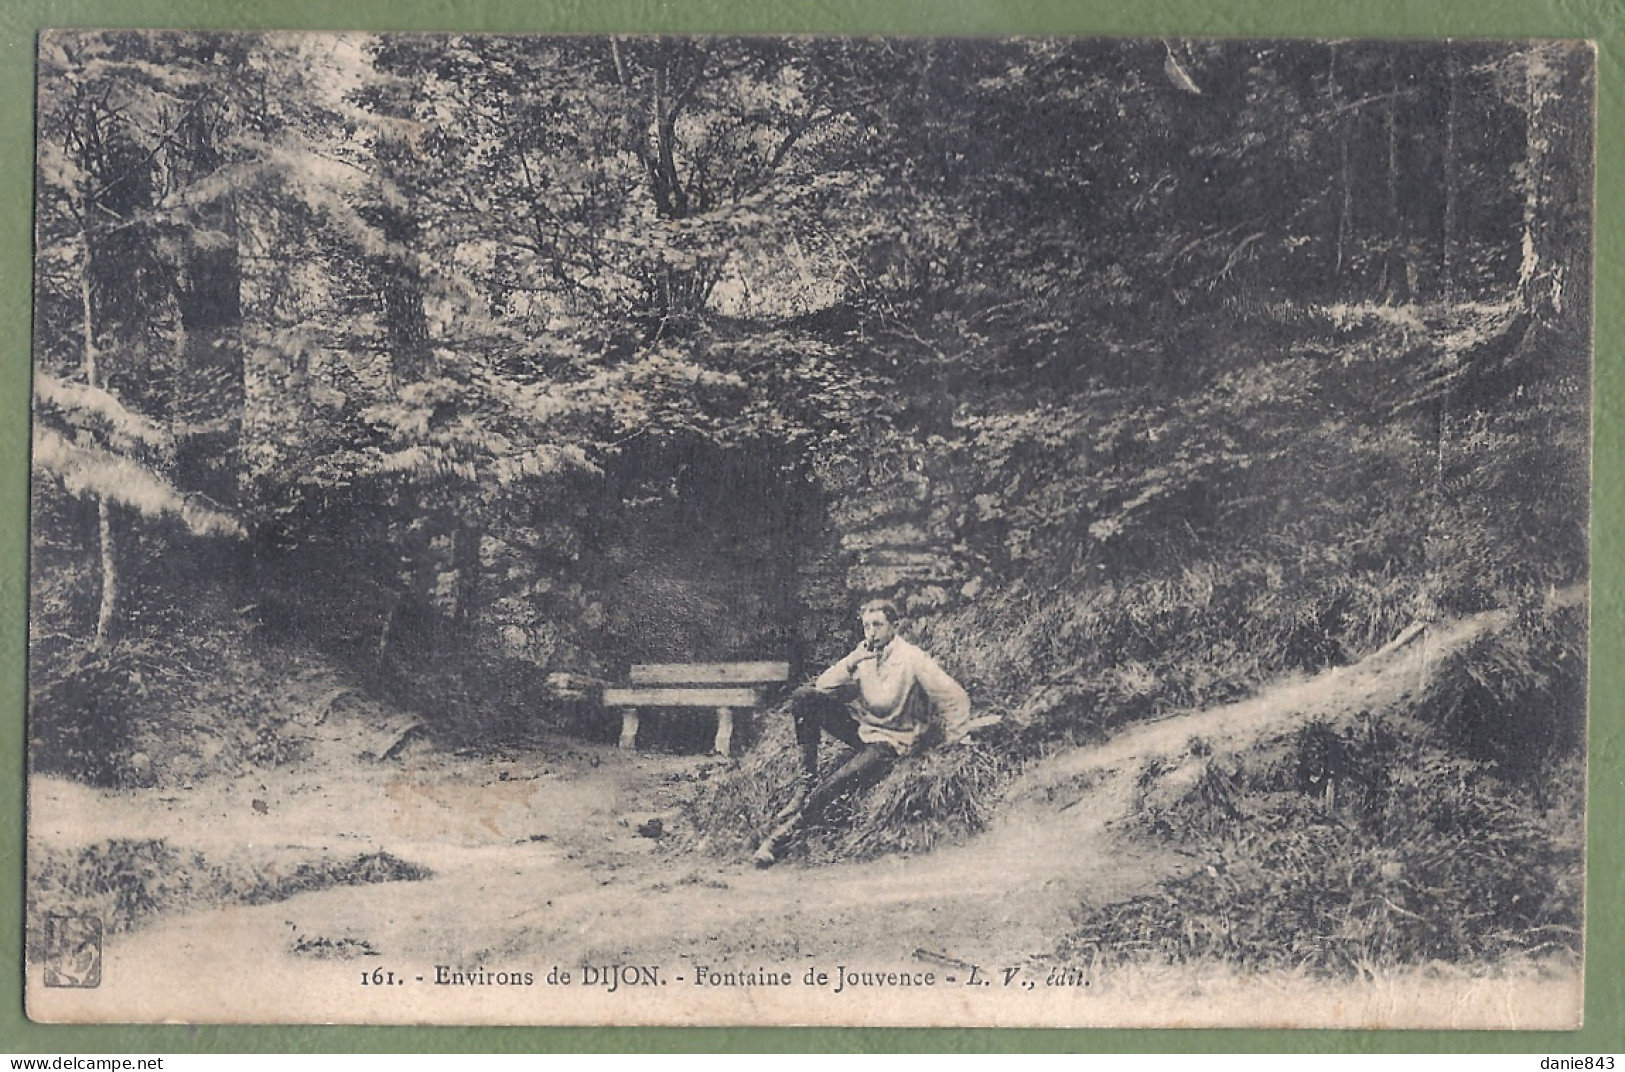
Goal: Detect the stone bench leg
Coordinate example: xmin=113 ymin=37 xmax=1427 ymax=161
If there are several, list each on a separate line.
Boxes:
xmin=714 ymin=706 xmax=734 ymax=757
xmin=618 ymin=708 xmax=640 ymax=749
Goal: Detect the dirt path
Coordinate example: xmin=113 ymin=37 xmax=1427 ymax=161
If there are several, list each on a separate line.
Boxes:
xmin=28 ymin=603 xmax=1580 ymax=1027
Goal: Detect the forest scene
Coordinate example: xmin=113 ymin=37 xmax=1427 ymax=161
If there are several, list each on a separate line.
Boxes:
xmin=26 ymin=32 xmax=1592 ymax=1027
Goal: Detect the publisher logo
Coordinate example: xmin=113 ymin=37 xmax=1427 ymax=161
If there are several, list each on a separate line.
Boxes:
xmin=43 ymin=914 xmax=102 ymax=988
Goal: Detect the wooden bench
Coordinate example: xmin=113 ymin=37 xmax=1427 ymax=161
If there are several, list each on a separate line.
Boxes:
xmin=603 ymin=661 xmax=791 ymax=756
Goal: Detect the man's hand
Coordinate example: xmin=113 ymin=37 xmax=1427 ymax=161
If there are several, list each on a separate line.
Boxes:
xmin=946 ymin=715 xmax=1003 ymax=748
xmin=842 ymin=643 xmax=880 ymax=673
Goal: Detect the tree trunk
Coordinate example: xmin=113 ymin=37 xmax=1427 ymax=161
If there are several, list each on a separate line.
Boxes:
xmin=168 ymin=101 xmax=246 ymax=509
xmin=453 ymin=520 xmax=483 ymax=630
xmin=608 ymin=38 xmax=718 ymax=339
xmin=370 ymin=130 xmax=448 ymax=654
xmin=1382 ymin=56 xmax=1409 ymax=302
xmin=79 ymin=234 xmax=117 ymax=650
xmin=94 ymin=499 xmax=118 ymax=650
xmin=1336 ymin=134 xmax=1352 ymax=275
xmin=1441 ymin=47 xmax=1459 ymax=302
xmin=376 ymin=187 xmax=435 ymax=383
xmin=1517 ymin=46 xmax=1550 ymax=309
xmin=1330 ymin=45 xmax=1352 ymax=276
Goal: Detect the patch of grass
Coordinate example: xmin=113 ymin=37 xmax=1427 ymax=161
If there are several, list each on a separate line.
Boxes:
xmin=230 ymin=850 xmax=434 ymax=905
xmin=828 ymin=742 xmax=1012 ymax=859
xmin=920 ymin=557 xmax=1421 ymax=748
xmin=27 ymin=839 xmax=431 ymax=962
xmin=28 ymin=619 xmax=335 ymax=789
xmin=684 ymin=714 xmax=804 ymax=858
xmin=1066 ymin=603 xmax=1587 ymax=976
xmin=1070 ymin=779 xmax=1581 ymax=973
xmin=1425 ymin=600 xmax=1588 ymax=782
xmin=28 ymin=839 xmax=203 ymax=950
xmin=685 ymin=711 xmax=1019 ymax=863
xmin=289 ymin=933 xmax=381 ymax=959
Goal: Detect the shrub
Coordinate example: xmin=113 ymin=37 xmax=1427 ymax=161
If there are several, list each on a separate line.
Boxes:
xmin=686 ymin=709 xmax=1018 ymax=863
xmin=1065 ymin=604 xmax=1587 ymax=976
xmin=1069 ymin=764 xmax=1582 ymax=973
xmin=919 ymin=557 xmax=1420 ymax=746
xmin=1423 ymin=600 xmax=1588 ymax=782
xmin=28 ymin=642 xmax=154 ymax=787
xmin=27 ymin=839 xmax=432 ymax=962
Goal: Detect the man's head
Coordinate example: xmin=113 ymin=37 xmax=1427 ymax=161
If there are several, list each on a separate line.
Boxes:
xmin=858 ymin=598 xmax=901 ymax=650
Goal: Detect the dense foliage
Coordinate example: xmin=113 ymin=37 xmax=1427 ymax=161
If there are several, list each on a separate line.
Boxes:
xmin=29 ymin=32 xmax=1589 ymax=939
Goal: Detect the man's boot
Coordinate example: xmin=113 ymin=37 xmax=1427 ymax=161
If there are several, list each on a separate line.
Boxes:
xmin=757 ymin=773 xmax=816 ymax=867
xmin=772 ymin=773 xmax=816 ymax=825
xmin=752 ymin=816 xmax=800 ymax=868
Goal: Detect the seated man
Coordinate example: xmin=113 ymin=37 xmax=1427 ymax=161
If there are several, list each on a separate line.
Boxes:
xmin=753 ymin=598 xmax=971 ymax=868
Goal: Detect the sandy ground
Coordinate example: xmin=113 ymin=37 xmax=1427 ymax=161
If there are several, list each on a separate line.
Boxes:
xmin=26 ymin=607 xmax=1583 ymax=1028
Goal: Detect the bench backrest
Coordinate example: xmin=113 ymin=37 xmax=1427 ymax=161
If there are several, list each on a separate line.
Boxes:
xmin=628 ymin=661 xmax=790 ymax=686
xmin=603 ymin=661 xmax=790 ymax=709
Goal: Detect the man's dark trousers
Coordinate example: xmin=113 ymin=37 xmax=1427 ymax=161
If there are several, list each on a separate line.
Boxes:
xmin=786 ymin=685 xmax=897 ymax=826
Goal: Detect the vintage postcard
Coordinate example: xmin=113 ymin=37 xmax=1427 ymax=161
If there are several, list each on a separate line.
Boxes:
xmin=25 ymin=32 xmax=1593 ymax=1027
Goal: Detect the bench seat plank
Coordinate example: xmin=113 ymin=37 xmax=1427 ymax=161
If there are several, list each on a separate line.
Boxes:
xmin=628 ymin=662 xmax=790 ymax=685
xmin=603 ymin=686 xmax=762 ymax=708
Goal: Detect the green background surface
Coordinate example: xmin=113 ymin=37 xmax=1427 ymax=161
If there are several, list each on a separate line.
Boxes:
xmin=1 ymin=0 xmax=1619 ymax=1054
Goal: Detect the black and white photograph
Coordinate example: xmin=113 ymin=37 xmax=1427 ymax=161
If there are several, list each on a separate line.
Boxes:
xmin=24 ymin=31 xmax=1593 ymax=1027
